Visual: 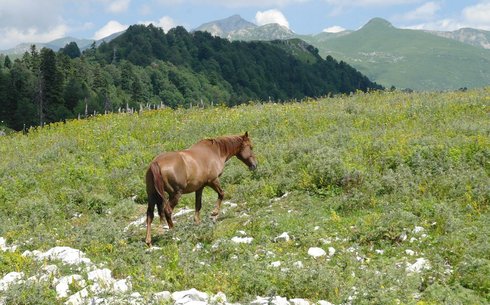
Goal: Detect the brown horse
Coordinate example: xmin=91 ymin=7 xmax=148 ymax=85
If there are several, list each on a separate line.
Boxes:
xmin=145 ymin=132 xmax=257 ymax=245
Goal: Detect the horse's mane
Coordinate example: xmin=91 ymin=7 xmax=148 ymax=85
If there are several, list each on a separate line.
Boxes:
xmin=201 ymin=135 xmax=244 ymax=157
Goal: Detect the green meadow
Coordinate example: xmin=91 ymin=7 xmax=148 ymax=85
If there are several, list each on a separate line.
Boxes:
xmin=0 ymin=89 xmax=489 ymax=304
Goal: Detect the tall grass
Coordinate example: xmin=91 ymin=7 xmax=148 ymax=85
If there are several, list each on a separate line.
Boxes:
xmin=0 ymin=89 xmax=489 ymax=304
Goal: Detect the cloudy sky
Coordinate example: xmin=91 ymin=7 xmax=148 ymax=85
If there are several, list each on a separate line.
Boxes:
xmin=1 ymin=0 xmax=490 ymax=49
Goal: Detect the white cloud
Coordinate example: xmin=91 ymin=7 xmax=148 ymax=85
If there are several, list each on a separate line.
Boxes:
xmin=255 ymin=9 xmax=290 ymax=28
xmin=0 ymin=24 xmax=69 ymax=49
xmin=0 ymin=0 xmax=69 ymax=49
xmin=107 ymin=0 xmax=131 ymax=13
xmin=325 ymin=0 xmax=420 ymax=5
xmin=400 ymin=1 xmax=441 ymax=21
xmin=463 ymin=1 xmax=490 ymax=26
xmin=403 ymin=1 xmax=490 ymax=31
xmin=155 ymin=0 xmax=307 ymax=7
xmin=139 ymin=16 xmax=178 ymax=32
xmin=323 ymin=25 xmax=346 ymax=33
xmin=93 ymin=20 xmax=128 ymax=40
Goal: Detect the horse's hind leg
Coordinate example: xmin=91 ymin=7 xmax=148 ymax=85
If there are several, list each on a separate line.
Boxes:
xmin=194 ymin=188 xmax=203 ymax=224
xmin=164 ymin=191 xmax=181 ymax=229
xmin=146 ymin=192 xmax=159 ymax=246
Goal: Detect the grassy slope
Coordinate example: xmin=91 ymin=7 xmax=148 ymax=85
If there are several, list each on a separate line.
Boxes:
xmin=309 ymin=19 xmax=490 ymax=91
xmin=0 ymin=90 xmax=489 ymax=304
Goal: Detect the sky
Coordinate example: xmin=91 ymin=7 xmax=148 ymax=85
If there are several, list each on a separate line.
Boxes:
xmin=1 ymin=0 xmax=490 ymax=50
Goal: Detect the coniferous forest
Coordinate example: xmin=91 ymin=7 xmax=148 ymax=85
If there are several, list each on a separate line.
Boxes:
xmin=0 ymin=24 xmax=382 ymax=131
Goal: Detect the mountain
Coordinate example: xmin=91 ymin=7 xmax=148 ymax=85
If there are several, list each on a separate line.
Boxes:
xmin=315 ymin=18 xmax=490 ymax=90
xmin=428 ymin=28 xmax=490 ymax=49
xmin=194 ymin=16 xmax=490 ymax=90
xmin=228 ymin=23 xmax=296 ymax=41
xmin=0 ymin=32 xmax=124 ymax=56
xmin=193 ymin=14 xmax=256 ymax=37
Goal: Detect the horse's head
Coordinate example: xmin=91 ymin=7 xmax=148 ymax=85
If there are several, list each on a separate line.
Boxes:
xmin=237 ymin=132 xmax=257 ymax=171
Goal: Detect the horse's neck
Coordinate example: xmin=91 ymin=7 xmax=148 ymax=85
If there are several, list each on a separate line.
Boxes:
xmin=211 ymin=137 xmax=243 ymax=162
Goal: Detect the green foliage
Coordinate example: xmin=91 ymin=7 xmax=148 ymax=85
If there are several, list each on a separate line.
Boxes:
xmin=0 ymin=89 xmax=489 ymax=303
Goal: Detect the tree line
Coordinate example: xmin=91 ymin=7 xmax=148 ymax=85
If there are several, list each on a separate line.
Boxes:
xmin=0 ymin=24 xmax=382 ymax=131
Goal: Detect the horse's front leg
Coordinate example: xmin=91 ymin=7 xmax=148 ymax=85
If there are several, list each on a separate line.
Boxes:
xmin=209 ymin=179 xmax=224 ymax=221
xmin=194 ymin=188 xmax=204 ymax=224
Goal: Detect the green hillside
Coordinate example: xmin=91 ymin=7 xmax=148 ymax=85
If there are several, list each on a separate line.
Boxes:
xmin=0 ymin=24 xmax=381 ymax=131
xmin=1 ymin=90 xmax=489 ymax=304
xmin=313 ymin=18 xmax=490 ymax=90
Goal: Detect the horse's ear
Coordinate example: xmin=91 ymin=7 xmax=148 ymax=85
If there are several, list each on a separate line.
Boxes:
xmin=244 ymin=131 xmax=249 ymax=138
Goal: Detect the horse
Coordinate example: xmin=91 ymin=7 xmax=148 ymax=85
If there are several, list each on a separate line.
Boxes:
xmin=145 ymin=132 xmax=257 ymax=246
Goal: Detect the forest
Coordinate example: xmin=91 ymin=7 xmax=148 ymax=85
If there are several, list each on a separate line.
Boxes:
xmin=0 ymin=24 xmax=382 ymax=131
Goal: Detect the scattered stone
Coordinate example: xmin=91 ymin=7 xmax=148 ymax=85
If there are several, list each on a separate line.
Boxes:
xmin=55 ymin=274 xmax=86 ymax=298
xmin=412 ymin=226 xmax=425 ymax=234
xmin=317 ymin=300 xmax=335 ymax=305
xmin=0 ymin=272 xmax=24 ymax=292
xmin=375 ymin=249 xmax=384 ymax=255
xmin=308 ymin=247 xmax=326 ymax=258
xmin=314 ymin=226 xmax=320 ymax=231
xmin=237 ymin=230 xmax=247 ymax=236
xmin=405 ymin=249 xmax=415 ymax=256
xmin=0 ymin=237 xmax=17 ymax=252
xmin=65 ymin=287 xmax=89 ymax=305
xmin=274 ymin=232 xmax=290 ymax=242
xmin=406 ymin=258 xmax=431 ymax=273
xmin=271 ymin=261 xmax=282 ymax=268
xmin=172 ymin=288 xmax=209 ymax=304
xmin=88 ymin=268 xmax=113 ymax=286
xmin=210 ymin=291 xmax=227 ymax=304
xmin=174 ymin=207 xmax=194 ymax=218
xmin=223 ymin=201 xmax=238 ymax=208
xmin=271 ymin=192 xmax=289 ymax=202
xmin=289 ymin=298 xmax=310 ymax=305
xmin=124 ymin=216 xmax=147 ymax=232
xmin=231 ymin=236 xmax=253 ymax=244
xmin=251 ymin=296 xmax=290 ymax=305
xmin=293 ymin=261 xmax=304 ymax=268
xmin=399 ymin=232 xmax=407 ymax=242
xmin=153 ymin=291 xmax=172 ymax=302
xmin=24 ymin=246 xmax=92 ymax=266
xmin=328 ymin=247 xmax=336 ymax=257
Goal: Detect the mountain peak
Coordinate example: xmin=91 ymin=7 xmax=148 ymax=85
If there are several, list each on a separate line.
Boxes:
xmin=194 ymin=15 xmax=256 ymax=36
xmin=362 ymin=18 xmax=394 ymax=29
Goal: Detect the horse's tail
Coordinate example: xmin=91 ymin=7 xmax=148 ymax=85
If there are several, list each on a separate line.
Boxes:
xmin=149 ymin=162 xmax=165 ymax=199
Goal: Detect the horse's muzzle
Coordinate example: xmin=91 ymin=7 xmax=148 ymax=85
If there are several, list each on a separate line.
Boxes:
xmin=249 ymin=163 xmax=257 ymax=171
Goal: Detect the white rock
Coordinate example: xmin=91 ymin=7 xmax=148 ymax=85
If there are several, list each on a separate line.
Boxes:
xmin=314 ymin=226 xmax=320 ymax=231
xmin=124 ymin=216 xmax=147 ymax=232
xmin=153 ymin=291 xmax=172 ymax=302
xmin=209 ymin=291 xmax=227 ymax=304
xmin=274 ymin=232 xmax=290 ymax=242
xmin=27 ymin=246 xmax=92 ymax=266
xmin=374 ymin=249 xmax=384 ymax=255
xmin=174 ymin=207 xmax=194 ymax=218
xmin=412 ymin=226 xmax=425 ymax=234
xmin=231 ymin=236 xmax=253 ymax=244
xmin=317 ymin=300 xmax=335 ymax=305
xmin=55 ymin=274 xmax=86 ymax=298
xmin=271 ymin=261 xmax=282 ymax=268
xmin=0 ymin=272 xmax=24 ymax=291
xmin=293 ymin=261 xmax=304 ymax=268
xmin=43 ymin=264 xmax=59 ymax=276
xmin=405 ymin=249 xmax=415 ymax=256
xmin=290 ymin=298 xmax=310 ymax=305
xmin=223 ymin=201 xmax=238 ymax=208
xmin=409 ymin=237 xmax=418 ymax=243
xmin=237 ymin=230 xmax=247 ymax=236
xmin=65 ymin=288 xmax=89 ymax=305
xmin=0 ymin=237 xmax=17 ymax=252
xmin=399 ymin=232 xmax=408 ymax=242
xmin=308 ymin=247 xmax=326 ymax=258
xmin=172 ymin=288 xmax=209 ymax=303
xmin=88 ymin=268 xmax=113 ymax=287
xmin=271 ymin=192 xmax=289 ymax=202
xmin=113 ymin=278 xmax=131 ymax=293
xmin=406 ymin=258 xmax=431 ymax=273
xmin=252 ymin=296 xmax=290 ymax=305
xmin=328 ymin=247 xmax=336 ymax=257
